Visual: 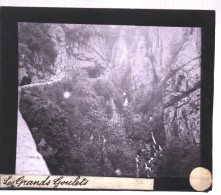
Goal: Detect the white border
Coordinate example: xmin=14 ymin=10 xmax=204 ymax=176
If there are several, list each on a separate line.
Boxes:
xmin=0 ymin=0 xmax=220 ymax=194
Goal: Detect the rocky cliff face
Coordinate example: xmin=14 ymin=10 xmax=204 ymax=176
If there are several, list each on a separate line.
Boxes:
xmin=48 ymin=25 xmax=71 ymax=76
xmin=47 ymin=24 xmax=112 ymax=80
xmin=163 ymin=28 xmax=201 ymax=143
xmin=16 ymin=109 xmax=50 ymax=175
xmin=18 ymin=23 xmax=201 ymax=177
xmin=94 ymin=26 xmax=201 ymax=144
xmin=44 ymin=24 xmax=201 ymax=144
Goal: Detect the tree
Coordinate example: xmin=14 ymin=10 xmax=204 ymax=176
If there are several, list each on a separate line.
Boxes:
xmin=18 ymin=23 xmax=57 ymax=75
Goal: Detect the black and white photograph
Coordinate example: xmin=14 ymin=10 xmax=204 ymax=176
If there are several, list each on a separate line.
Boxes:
xmin=16 ymin=23 xmax=202 ymax=178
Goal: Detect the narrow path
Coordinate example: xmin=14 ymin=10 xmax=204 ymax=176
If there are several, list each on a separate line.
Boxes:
xmin=19 ymin=77 xmax=60 ymax=90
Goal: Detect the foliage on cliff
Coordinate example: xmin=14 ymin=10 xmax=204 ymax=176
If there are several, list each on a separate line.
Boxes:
xmin=18 ymin=23 xmax=57 ymax=76
xmin=20 ymin=69 xmax=139 ymax=176
xmin=155 ymin=137 xmax=200 ymax=177
xmin=18 ymin=24 xmax=201 ymax=177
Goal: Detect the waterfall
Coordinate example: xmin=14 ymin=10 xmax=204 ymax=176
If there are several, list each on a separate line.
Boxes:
xmin=151 ymin=132 xmax=157 ymax=145
xmin=144 ymin=163 xmax=152 ymax=177
xmin=135 ymin=155 xmax=140 ymax=177
xmin=123 ymin=98 xmax=128 ymax=107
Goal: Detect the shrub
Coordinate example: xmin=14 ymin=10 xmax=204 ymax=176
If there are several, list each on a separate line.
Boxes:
xmin=18 ymin=23 xmax=57 ymax=75
xmin=155 ymin=137 xmax=200 ymax=177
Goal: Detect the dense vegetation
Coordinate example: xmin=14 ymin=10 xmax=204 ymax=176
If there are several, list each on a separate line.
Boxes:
xmin=20 ymin=69 xmax=137 ymax=176
xmin=155 ymin=137 xmax=200 ymax=178
xmin=18 ymin=23 xmax=57 ymax=76
xmin=20 ymin=69 xmax=200 ymax=177
xmin=18 ymin=24 xmax=201 ymax=178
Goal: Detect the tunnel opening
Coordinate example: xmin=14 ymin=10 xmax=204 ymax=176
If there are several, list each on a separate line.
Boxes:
xmin=88 ymin=69 xmax=100 ymax=78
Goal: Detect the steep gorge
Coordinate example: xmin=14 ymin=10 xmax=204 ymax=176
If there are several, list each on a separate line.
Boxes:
xmin=18 ymin=23 xmax=201 ymax=177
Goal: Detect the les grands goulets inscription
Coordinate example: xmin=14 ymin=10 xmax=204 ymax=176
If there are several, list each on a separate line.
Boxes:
xmin=2 ymin=175 xmax=89 ymax=188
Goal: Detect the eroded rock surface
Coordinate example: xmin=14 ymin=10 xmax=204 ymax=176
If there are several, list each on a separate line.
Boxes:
xmin=17 ymin=24 xmax=201 ymax=177
xmin=16 ymin=110 xmax=50 ymax=175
